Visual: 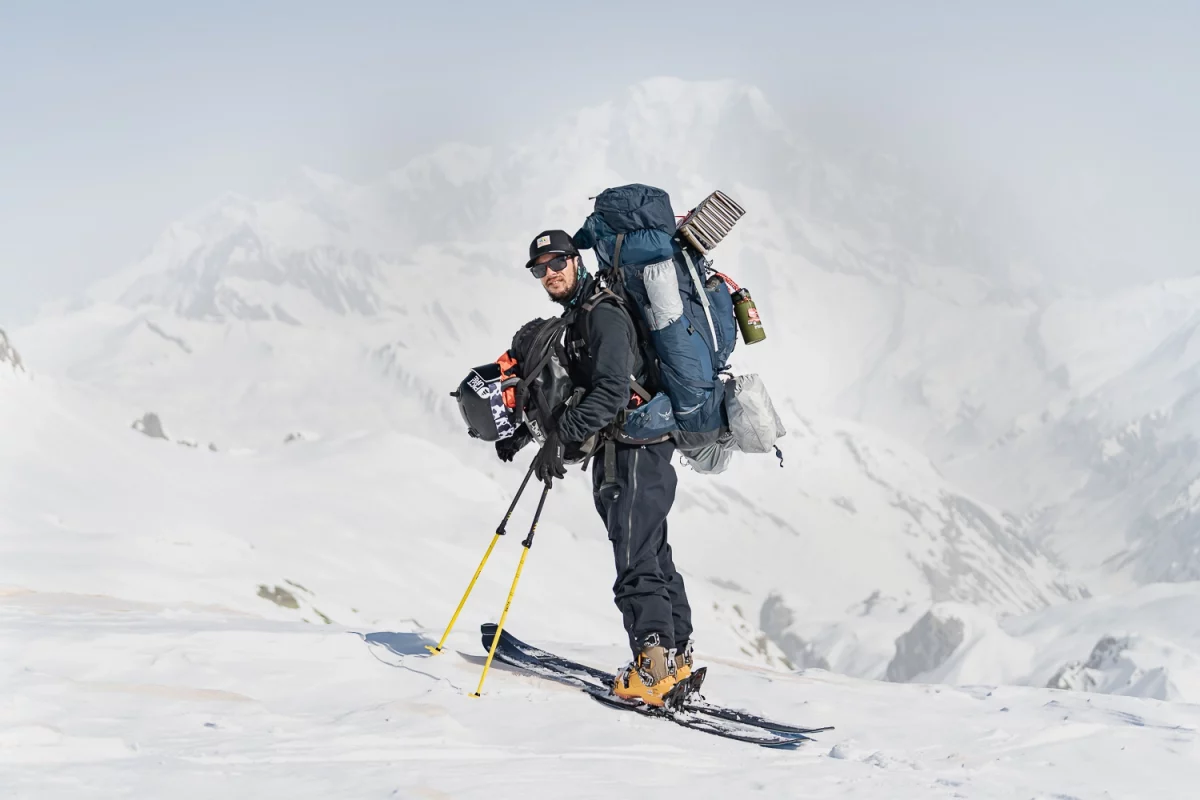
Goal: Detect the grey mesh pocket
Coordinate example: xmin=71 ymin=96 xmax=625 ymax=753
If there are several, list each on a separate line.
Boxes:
xmin=642 ymin=259 xmax=683 ymax=331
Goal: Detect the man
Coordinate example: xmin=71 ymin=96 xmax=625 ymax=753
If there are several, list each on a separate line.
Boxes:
xmin=496 ymin=228 xmax=695 ymax=706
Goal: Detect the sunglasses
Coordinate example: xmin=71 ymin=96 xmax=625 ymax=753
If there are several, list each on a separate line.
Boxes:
xmin=528 ymin=254 xmax=571 ymax=279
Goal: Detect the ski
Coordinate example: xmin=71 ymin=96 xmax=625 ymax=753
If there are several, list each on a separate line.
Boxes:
xmin=581 ymin=684 xmax=808 ymax=748
xmin=480 ymin=624 xmax=832 ymax=740
xmin=481 ymin=630 xmax=805 ymax=747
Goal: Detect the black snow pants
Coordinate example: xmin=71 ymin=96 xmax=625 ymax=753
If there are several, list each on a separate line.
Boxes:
xmin=592 ymin=439 xmax=693 ymax=656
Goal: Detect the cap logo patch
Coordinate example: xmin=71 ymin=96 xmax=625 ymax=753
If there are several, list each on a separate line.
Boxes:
xmin=536 ymin=235 xmax=551 ymax=248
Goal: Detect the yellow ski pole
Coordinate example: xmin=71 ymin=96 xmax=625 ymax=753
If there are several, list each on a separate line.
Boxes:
xmin=426 ymin=461 xmax=536 ymax=656
xmin=472 ymin=476 xmax=551 ymax=697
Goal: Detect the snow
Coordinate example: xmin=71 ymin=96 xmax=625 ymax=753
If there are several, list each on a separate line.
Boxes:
xmin=3 ymin=590 xmax=1199 ymax=797
xmin=7 ymin=75 xmax=1200 ymax=795
xmin=6 ymin=313 xmax=1200 ymax=796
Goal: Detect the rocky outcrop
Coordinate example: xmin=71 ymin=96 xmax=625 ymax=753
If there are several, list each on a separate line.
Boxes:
xmin=886 ymin=608 xmax=966 ymax=682
xmin=1046 ymin=634 xmax=1188 ymax=701
xmin=0 ymin=328 xmax=24 ymax=373
xmin=759 ymin=593 xmax=831 ymax=670
xmin=257 ymin=584 xmax=299 ymax=609
xmin=131 ymin=412 xmax=169 ymax=440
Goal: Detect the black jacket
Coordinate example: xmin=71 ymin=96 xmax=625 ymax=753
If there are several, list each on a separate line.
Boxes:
xmin=556 ymin=273 xmax=646 ymax=445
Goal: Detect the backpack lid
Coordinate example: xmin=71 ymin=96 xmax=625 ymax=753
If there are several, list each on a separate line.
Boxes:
xmin=592 ymin=184 xmax=677 ymax=234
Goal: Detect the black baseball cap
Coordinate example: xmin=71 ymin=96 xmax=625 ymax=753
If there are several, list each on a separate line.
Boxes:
xmin=526 ymin=229 xmax=579 ymax=269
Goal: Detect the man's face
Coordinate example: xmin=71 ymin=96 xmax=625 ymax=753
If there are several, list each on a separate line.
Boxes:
xmin=532 ymin=252 xmax=578 ymax=301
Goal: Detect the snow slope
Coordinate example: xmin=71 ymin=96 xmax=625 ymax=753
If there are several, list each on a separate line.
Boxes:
xmin=0 ymin=310 xmax=1077 ymax=659
xmin=5 ymin=590 xmax=1200 ymax=799
xmin=3 ymin=341 xmax=1199 ymax=797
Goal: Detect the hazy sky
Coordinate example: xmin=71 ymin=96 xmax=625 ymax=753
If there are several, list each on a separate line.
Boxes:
xmin=2 ymin=1 xmax=1197 ymax=324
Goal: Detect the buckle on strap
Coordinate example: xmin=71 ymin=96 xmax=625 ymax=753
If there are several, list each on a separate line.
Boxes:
xmin=629 ymin=377 xmax=652 ymax=404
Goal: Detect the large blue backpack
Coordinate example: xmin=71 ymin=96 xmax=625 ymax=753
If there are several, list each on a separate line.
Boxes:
xmin=573 ymin=184 xmax=738 ymax=440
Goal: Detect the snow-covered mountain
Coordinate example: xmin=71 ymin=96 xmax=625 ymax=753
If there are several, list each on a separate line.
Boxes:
xmin=4 ymin=321 xmax=1199 ymax=797
xmin=0 ymin=310 xmax=1073 ymax=645
xmin=895 ymin=278 xmax=1200 ymax=589
xmin=11 ymin=74 xmax=1200 ymax=701
xmin=911 ymin=583 xmax=1200 ymax=703
xmin=13 ymin=78 xmax=1090 ymax=633
xmin=9 ymin=75 xmax=1200 ymax=793
xmin=16 ymin=78 xmax=1050 ymax=469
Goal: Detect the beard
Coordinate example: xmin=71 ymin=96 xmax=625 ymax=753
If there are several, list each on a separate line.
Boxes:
xmin=542 ymin=266 xmax=577 ymax=301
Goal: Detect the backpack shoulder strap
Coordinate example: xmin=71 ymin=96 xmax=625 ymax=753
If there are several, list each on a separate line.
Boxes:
xmin=580 ymin=285 xmax=623 ymax=314
xmin=575 ymin=285 xmax=633 ymax=352
xmin=570 ymin=285 xmax=616 ymax=363
xmin=574 ymin=284 xmax=652 ymax=404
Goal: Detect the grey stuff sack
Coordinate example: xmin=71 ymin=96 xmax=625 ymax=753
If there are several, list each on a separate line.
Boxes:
xmin=725 ymin=373 xmax=786 ymax=453
xmin=674 ymin=429 xmax=736 ymax=475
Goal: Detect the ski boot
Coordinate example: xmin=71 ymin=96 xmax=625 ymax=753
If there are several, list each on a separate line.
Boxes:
xmin=613 ymin=636 xmax=678 ymax=707
xmin=673 ymin=640 xmax=694 ymax=683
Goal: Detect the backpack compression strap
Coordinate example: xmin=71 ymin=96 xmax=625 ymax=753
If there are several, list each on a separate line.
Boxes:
xmin=680 ymin=248 xmax=719 ymax=353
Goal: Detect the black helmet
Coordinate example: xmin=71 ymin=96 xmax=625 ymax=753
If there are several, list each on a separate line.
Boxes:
xmin=452 ymin=362 xmax=518 ymax=441
xmin=453 ymin=316 xmax=601 ymax=463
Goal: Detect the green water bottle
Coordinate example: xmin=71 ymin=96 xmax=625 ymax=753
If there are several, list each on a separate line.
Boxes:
xmin=732 ymin=288 xmax=766 ymax=344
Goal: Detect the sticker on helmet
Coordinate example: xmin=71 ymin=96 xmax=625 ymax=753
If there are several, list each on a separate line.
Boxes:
xmin=467 ymin=373 xmax=490 ymax=399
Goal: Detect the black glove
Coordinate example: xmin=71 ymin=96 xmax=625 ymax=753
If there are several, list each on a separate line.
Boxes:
xmin=495 ymin=424 xmax=531 ymax=463
xmin=532 ymin=429 xmax=567 ymax=482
